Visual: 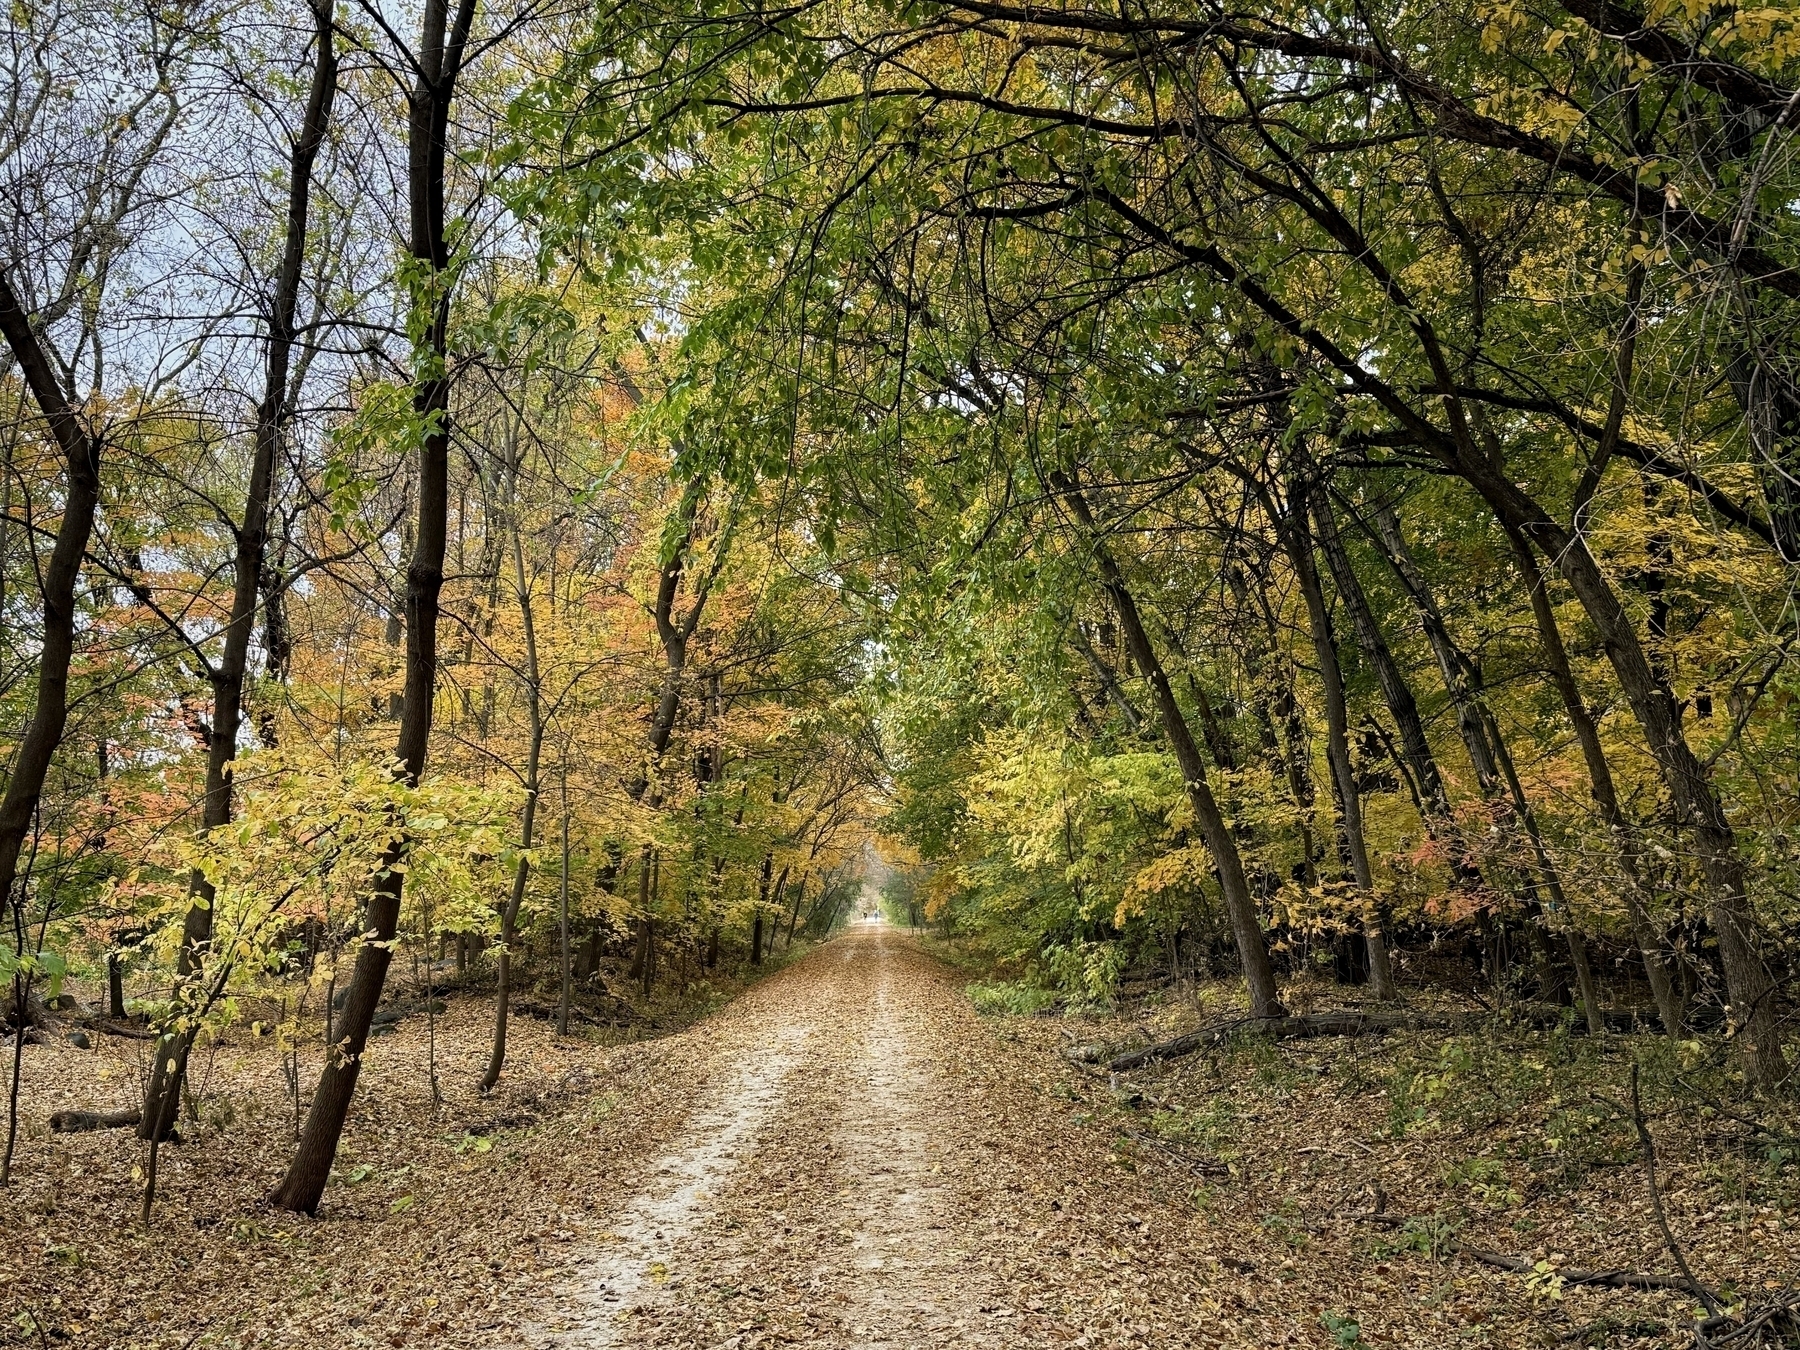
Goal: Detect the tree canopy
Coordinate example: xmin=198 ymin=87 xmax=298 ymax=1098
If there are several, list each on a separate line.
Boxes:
xmin=0 ymin=0 xmax=1796 ymax=1220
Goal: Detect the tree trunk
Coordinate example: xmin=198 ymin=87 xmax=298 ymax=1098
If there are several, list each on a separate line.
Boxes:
xmin=481 ymin=795 xmax=535 ymax=1093
xmin=270 ymin=0 xmax=475 ymax=1214
xmin=627 ymin=481 xmax=718 ymax=803
xmin=0 ymin=273 xmax=105 ymax=976
xmin=1226 ymin=562 xmax=1323 ymax=884
xmin=1503 ymin=526 xmax=1687 ymax=1037
xmin=1312 ymin=490 xmax=1454 ymax=821
xmin=0 ymin=263 xmax=104 ymax=1189
xmin=1056 ymin=475 xmax=1283 ymax=1018
xmin=629 ymin=911 xmax=649 ymax=981
xmin=641 ymin=916 xmax=656 ymax=999
xmin=143 ymin=0 xmax=338 ymax=1140
xmin=557 ymin=772 xmax=570 ymax=1037
xmin=1280 ymin=476 xmax=1397 ymax=999
xmin=751 ymin=853 xmax=771 ymax=965
xmin=784 ymin=873 xmax=806 ymax=948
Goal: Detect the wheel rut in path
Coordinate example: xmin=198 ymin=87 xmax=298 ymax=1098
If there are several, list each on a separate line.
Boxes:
xmin=829 ymin=927 xmax=992 ymax=1346
xmin=540 ymin=1027 xmax=807 ymax=1345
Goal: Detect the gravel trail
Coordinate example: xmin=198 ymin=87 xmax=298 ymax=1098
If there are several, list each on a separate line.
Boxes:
xmin=531 ymin=923 xmax=1221 ymax=1349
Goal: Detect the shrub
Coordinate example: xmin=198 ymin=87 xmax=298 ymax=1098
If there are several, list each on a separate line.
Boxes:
xmin=967 ymin=980 xmax=1058 ymax=1016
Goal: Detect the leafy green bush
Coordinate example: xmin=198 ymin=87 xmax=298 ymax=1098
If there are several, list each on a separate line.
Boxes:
xmin=967 ymin=980 xmax=1058 ymax=1016
xmin=1042 ymin=938 xmax=1125 ymax=1006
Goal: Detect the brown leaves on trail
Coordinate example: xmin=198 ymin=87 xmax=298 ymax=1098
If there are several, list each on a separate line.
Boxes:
xmin=6 ymin=941 xmax=1796 ymax=1350
xmin=0 ymin=992 xmax=714 ymax=1349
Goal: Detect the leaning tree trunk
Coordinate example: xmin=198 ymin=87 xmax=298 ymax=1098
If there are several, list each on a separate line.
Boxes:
xmin=1311 ymin=485 xmax=1475 ymax=862
xmin=1057 ymin=474 xmax=1283 ymax=1018
xmin=0 ymin=270 xmax=105 ymax=1189
xmin=1365 ymin=499 xmax=1602 ymax=1032
xmin=142 ymin=0 xmax=338 ymax=1140
xmin=783 ymin=871 xmax=805 ymax=948
xmin=1459 ymin=453 xmax=1784 ymax=1085
xmin=1226 ymin=562 xmax=1324 ymax=884
xmin=0 ymin=273 xmax=104 ymax=967
xmin=1279 ymin=475 xmax=1397 ymax=999
xmin=1503 ymin=525 xmax=1686 ymax=1036
xmin=270 ymin=0 xmax=475 ymax=1214
xmin=1727 ymin=344 xmax=1800 ymax=565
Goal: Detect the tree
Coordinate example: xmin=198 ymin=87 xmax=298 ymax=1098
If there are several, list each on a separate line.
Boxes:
xmin=271 ymin=0 xmax=480 ymax=1214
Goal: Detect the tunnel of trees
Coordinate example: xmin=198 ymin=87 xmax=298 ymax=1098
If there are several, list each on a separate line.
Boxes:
xmin=0 ymin=0 xmax=1797 ymax=1221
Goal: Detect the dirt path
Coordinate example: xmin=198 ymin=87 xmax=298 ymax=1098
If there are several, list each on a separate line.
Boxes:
xmin=527 ymin=924 xmax=1207 ymax=1349
xmin=11 ymin=923 xmax=1741 ymax=1350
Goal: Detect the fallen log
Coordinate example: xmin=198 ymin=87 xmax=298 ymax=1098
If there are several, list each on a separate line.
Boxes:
xmin=1108 ymin=1010 xmax=1445 ymax=1071
xmin=89 ymin=1019 xmax=157 ymax=1040
xmin=1461 ymin=1247 xmax=1705 ymax=1295
xmin=1328 ymin=1212 xmax=1707 ymax=1296
xmin=1060 ymin=1043 xmax=1111 ymax=1065
xmin=513 ymin=998 xmax=601 ymax=1025
xmin=50 ymin=1106 xmax=142 ymax=1133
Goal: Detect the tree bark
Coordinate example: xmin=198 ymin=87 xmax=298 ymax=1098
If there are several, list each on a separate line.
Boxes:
xmin=143 ymin=0 xmax=337 ymax=1140
xmin=1057 ymin=474 xmax=1283 ymax=1018
xmin=271 ymin=0 xmax=475 ymax=1213
xmin=1279 ymin=475 xmax=1397 ymax=999
xmin=1503 ymin=525 xmax=1686 ymax=1037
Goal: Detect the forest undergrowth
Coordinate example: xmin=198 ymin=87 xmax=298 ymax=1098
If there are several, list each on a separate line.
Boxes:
xmin=958 ymin=941 xmax=1800 ymax=1350
xmin=0 ymin=945 xmax=813 ymax=1350
xmin=5 ymin=928 xmax=1799 ymax=1350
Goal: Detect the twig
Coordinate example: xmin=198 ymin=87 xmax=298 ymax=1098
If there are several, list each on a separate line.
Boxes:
xmin=1327 ymin=1209 xmax=1712 ymax=1295
xmin=1462 ymin=1247 xmax=1706 ymax=1294
xmin=1631 ymin=1063 xmax=1721 ymax=1318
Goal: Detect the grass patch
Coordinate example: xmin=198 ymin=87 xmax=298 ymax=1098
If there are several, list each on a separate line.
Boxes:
xmin=967 ymin=980 xmax=1058 ymax=1016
